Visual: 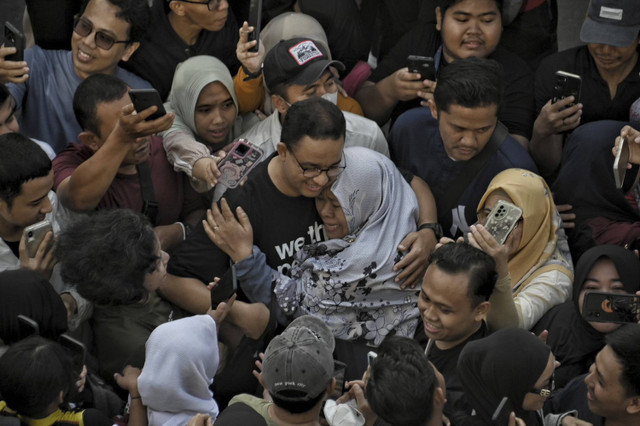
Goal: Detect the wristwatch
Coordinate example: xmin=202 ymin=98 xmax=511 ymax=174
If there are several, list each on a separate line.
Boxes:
xmin=242 ymin=64 xmax=262 ymax=81
xmin=417 ymin=222 xmax=443 ymax=240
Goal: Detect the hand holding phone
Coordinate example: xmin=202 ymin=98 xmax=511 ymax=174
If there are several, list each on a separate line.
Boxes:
xmin=4 ymin=22 xmax=25 ymax=62
xmin=129 ymin=88 xmax=167 ymax=121
xmin=218 ymin=139 xmax=264 ymax=188
xmin=614 ymin=136 xmax=629 ymax=189
xmin=247 ymin=0 xmax=262 ymax=53
xmin=582 ymin=291 xmax=640 ymax=324
xmin=552 ymin=71 xmax=581 ymax=108
xmin=210 ymin=265 xmax=238 ymax=310
xmin=328 ymin=360 xmax=347 ymax=400
xmin=407 ymin=55 xmax=436 ymax=81
xmin=483 ymin=201 xmax=523 ymax=245
xmin=24 ymin=219 xmax=53 ymax=258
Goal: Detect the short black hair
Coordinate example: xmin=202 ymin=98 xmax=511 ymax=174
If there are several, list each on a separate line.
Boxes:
xmin=269 ymin=386 xmax=329 ymax=414
xmin=606 ymin=324 xmax=640 ymax=397
xmin=0 ymin=133 xmax=51 ymax=207
xmin=366 ymin=336 xmax=437 ymax=426
xmin=79 ymin=0 xmax=150 ymax=42
xmin=428 ymin=243 xmax=497 ymax=307
xmin=0 ymin=337 xmax=75 ymax=417
xmin=281 ymin=97 xmax=346 ymax=150
xmin=433 ymin=57 xmax=503 ymax=114
xmin=438 ymin=0 xmax=503 ymax=16
xmin=57 ymin=209 xmax=160 ymax=306
xmin=73 ymin=73 xmax=129 ymax=137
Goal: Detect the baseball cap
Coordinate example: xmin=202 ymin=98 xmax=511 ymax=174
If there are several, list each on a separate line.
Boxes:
xmin=260 ymin=12 xmax=330 ymax=59
xmin=263 ymin=38 xmax=345 ymax=93
xmin=580 ymin=0 xmax=640 ymax=47
xmin=261 ymin=315 xmax=335 ymax=402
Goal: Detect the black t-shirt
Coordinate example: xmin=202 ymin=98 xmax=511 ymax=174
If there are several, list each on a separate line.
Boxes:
xmin=534 ymin=45 xmax=640 ymax=124
xmin=369 ymin=24 xmax=535 ymax=139
xmin=427 ymin=322 xmax=489 ymax=418
xmin=122 ymin=0 xmax=240 ymax=99
xmin=168 ymin=154 xmax=323 ymax=288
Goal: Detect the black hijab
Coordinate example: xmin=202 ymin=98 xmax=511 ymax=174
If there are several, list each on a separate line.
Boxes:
xmin=0 ymin=269 xmax=67 ymax=344
xmin=552 ymin=120 xmax=640 ymax=260
xmin=457 ymin=328 xmax=550 ymax=425
xmin=532 ymin=245 xmax=640 ymax=387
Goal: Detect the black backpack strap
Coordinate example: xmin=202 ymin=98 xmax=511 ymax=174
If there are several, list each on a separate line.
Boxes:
xmin=438 ymin=121 xmax=509 ymax=215
xmin=136 ymin=161 xmax=158 ymax=226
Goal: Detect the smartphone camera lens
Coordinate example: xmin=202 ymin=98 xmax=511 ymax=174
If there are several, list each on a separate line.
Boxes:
xmin=27 ymin=231 xmax=33 ymax=238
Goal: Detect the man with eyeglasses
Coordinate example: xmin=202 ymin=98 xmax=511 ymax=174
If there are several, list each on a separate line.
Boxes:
xmin=0 ymin=0 xmax=153 ymax=154
xmin=123 ymin=0 xmax=262 ymax=104
xmin=160 ymin=97 xmax=438 ymax=315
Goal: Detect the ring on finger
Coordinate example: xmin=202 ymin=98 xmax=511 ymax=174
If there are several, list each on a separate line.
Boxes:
xmin=213 ymin=225 xmax=220 ymax=231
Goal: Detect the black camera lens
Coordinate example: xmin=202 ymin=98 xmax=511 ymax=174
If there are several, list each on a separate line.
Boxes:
xmin=27 ymin=231 xmax=33 ymax=238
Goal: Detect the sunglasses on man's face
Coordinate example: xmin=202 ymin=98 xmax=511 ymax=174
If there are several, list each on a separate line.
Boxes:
xmin=73 ymin=15 xmax=130 ymax=50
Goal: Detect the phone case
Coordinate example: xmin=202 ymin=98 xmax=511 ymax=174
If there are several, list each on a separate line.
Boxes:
xmin=247 ymin=0 xmax=262 ymax=52
xmin=59 ymin=334 xmax=87 ymax=373
xmin=552 ymin=71 xmax=582 ymax=106
xmin=218 ymin=139 xmax=264 ymax=188
xmin=407 ymin=55 xmax=436 ymax=81
xmin=128 ymin=89 xmax=167 ymax=121
xmin=4 ymin=22 xmax=25 ymax=62
xmin=614 ymin=136 xmax=629 ymax=189
xmin=484 ymin=200 xmax=523 ymax=245
xmin=210 ymin=265 xmax=238 ymax=309
xmin=328 ymin=360 xmax=347 ymax=400
xmin=24 ymin=219 xmax=53 ymax=258
xmin=582 ymin=291 xmax=639 ymax=324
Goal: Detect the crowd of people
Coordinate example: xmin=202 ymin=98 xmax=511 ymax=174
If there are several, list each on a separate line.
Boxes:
xmin=1 ymin=0 xmax=640 ymax=425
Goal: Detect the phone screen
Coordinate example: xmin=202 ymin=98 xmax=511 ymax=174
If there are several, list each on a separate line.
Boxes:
xmin=211 ymin=265 xmax=237 ymax=309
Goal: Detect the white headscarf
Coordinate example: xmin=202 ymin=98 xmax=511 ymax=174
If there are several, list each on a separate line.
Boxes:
xmin=166 ymin=55 xmax=239 ymax=141
xmin=138 ymin=315 xmax=220 ymax=425
xmin=275 ymin=147 xmax=420 ymax=346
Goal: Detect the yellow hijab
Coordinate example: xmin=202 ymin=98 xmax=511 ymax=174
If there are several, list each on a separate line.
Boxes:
xmin=477 ymin=169 xmax=574 ymax=294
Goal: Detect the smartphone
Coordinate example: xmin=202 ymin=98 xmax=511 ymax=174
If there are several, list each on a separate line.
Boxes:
xmin=24 ymin=219 xmax=53 ymax=258
xmin=582 ymin=291 xmax=640 ymax=324
xmin=128 ymin=88 xmax=167 ymax=121
xmin=614 ymin=136 xmax=629 ymax=189
xmin=552 ymin=70 xmax=582 ymax=107
xmin=407 ymin=55 xmax=436 ymax=81
xmin=17 ymin=314 xmax=40 ymax=338
xmin=218 ymin=139 xmax=264 ymax=188
xmin=483 ymin=200 xmax=523 ymax=245
xmin=4 ymin=22 xmax=25 ymax=62
xmin=59 ymin=334 xmax=87 ymax=376
xmin=328 ymin=360 xmax=347 ymax=400
xmin=247 ymin=0 xmax=262 ymax=53
xmin=491 ymin=396 xmax=512 ymax=426
xmin=210 ymin=265 xmax=238 ymax=310
xmin=367 ymin=351 xmax=377 ymax=367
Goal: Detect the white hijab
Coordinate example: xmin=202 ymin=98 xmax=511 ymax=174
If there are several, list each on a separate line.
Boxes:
xmin=138 ymin=315 xmax=220 ymax=425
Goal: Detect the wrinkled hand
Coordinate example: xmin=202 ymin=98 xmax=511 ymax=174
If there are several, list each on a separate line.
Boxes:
xmin=114 ymin=365 xmax=142 ymax=396
xmin=417 ymin=79 xmax=436 ymax=107
xmin=203 ymin=198 xmax=253 ymax=263
xmin=207 ymin=293 xmax=236 ymax=329
xmin=556 ymin=204 xmax=575 ymax=229
xmin=394 ymin=229 xmax=437 ymax=288
xmin=237 ymin=21 xmax=264 ymax=74
xmin=467 ymin=224 xmax=509 ymax=278
xmin=193 ymin=151 xmax=225 ymax=186
xmin=19 ymin=231 xmax=57 ymax=279
xmin=388 ymin=68 xmax=430 ymax=102
xmin=114 ymin=103 xmax=174 ymax=143
xmin=613 ymin=125 xmax=640 ymax=166
xmin=0 ymin=46 xmax=29 ymax=83
xmin=336 ymin=382 xmax=377 ymax=425
xmin=533 ymin=98 xmax=582 ymax=138
xmin=186 ymin=414 xmax=213 ymax=426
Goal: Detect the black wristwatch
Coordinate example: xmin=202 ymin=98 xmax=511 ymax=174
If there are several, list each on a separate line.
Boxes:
xmin=242 ymin=64 xmax=262 ymax=81
xmin=418 ymin=222 xmax=443 ymax=240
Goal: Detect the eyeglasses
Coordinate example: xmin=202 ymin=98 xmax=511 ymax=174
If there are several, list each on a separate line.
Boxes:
xmin=529 ymin=372 xmax=555 ymax=397
xmin=289 ymin=149 xmax=346 ymax=178
xmin=73 ymin=15 xmax=130 ymax=50
xmin=175 ymin=0 xmax=223 ymax=11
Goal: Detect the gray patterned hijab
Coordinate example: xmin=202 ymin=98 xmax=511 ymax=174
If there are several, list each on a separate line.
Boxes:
xmin=275 ymin=147 xmax=420 ymax=346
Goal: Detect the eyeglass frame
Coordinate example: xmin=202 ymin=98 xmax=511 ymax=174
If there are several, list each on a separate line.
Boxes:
xmin=529 ymin=372 xmax=555 ymax=397
xmin=174 ymin=0 xmax=223 ymax=11
xmin=288 ymin=148 xmax=346 ymax=178
xmin=73 ymin=15 xmax=131 ymax=50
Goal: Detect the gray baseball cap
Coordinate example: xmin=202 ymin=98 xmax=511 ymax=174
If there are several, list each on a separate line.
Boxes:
xmin=261 ymin=315 xmax=335 ymax=401
xmin=580 ymin=0 xmax=640 ymax=47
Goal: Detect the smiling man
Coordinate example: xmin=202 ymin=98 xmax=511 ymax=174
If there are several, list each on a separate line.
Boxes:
xmin=1 ymin=0 xmax=152 ymax=154
xmin=390 ymin=57 xmax=536 ymax=239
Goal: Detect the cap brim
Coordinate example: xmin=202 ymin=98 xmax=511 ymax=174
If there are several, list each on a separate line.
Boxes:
xmin=580 ymin=17 xmax=640 ymax=48
xmin=288 ymin=59 xmax=346 ymax=87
